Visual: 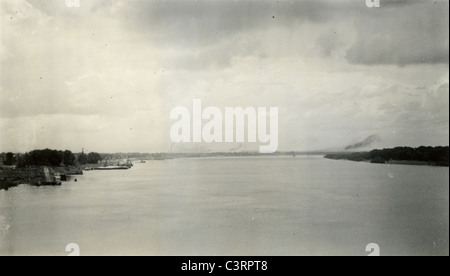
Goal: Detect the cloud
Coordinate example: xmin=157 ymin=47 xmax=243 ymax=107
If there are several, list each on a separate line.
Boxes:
xmin=1 ymin=0 xmax=449 ymax=152
xmin=113 ymin=0 xmax=450 ymax=67
xmin=345 ymin=0 xmax=449 ymax=66
xmin=121 ymin=0 xmax=345 ymax=46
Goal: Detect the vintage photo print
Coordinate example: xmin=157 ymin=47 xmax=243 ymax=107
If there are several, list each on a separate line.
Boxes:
xmin=0 ymin=0 xmax=449 ymax=257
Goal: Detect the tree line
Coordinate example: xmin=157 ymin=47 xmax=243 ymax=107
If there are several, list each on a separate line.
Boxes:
xmin=370 ymin=146 xmax=449 ymax=165
xmin=325 ymin=146 xmax=449 ymax=166
xmin=1 ymin=149 xmax=103 ymax=167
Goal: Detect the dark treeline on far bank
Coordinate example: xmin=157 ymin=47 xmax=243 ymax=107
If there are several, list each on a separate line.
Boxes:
xmin=325 ymin=146 xmax=449 ymax=166
xmin=0 ymin=149 xmax=103 ymax=167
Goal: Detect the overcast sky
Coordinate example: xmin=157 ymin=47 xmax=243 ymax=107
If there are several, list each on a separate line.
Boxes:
xmin=1 ymin=0 xmax=449 ymax=153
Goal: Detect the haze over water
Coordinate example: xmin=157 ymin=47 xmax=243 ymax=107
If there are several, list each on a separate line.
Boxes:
xmin=0 ymin=157 xmax=448 ymax=256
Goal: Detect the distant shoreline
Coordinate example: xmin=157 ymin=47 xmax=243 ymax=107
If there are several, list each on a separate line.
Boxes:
xmin=324 ymin=146 xmax=449 ymax=167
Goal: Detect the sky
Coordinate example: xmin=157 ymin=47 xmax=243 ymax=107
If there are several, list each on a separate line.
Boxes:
xmin=0 ymin=0 xmax=449 ymax=153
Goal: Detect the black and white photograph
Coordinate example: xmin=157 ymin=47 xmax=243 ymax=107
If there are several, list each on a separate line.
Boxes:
xmin=0 ymin=0 xmax=448 ymax=258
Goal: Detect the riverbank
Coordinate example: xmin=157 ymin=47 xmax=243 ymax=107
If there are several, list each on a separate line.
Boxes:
xmin=0 ymin=166 xmax=83 ymax=191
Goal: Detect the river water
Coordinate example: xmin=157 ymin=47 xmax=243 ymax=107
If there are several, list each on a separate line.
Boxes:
xmin=0 ymin=156 xmax=448 ymax=256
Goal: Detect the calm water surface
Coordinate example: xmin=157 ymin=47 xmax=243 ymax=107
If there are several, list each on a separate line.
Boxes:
xmin=0 ymin=157 xmax=448 ymax=256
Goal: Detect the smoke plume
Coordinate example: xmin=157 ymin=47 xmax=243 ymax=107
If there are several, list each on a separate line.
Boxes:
xmin=345 ymin=135 xmax=380 ymax=150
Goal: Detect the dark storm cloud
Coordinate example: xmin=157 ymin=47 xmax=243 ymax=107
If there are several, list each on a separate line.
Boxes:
xmin=122 ymin=0 xmax=351 ymax=46
xmin=20 ymin=0 xmax=448 ymax=67
xmin=121 ymin=0 xmax=449 ymax=67
xmin=345 ymin=0 xmax=449 ymax=66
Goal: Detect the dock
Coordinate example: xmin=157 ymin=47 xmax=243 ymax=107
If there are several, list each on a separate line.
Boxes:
xmin=39 ymin=167 xmax=61 ymax=186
